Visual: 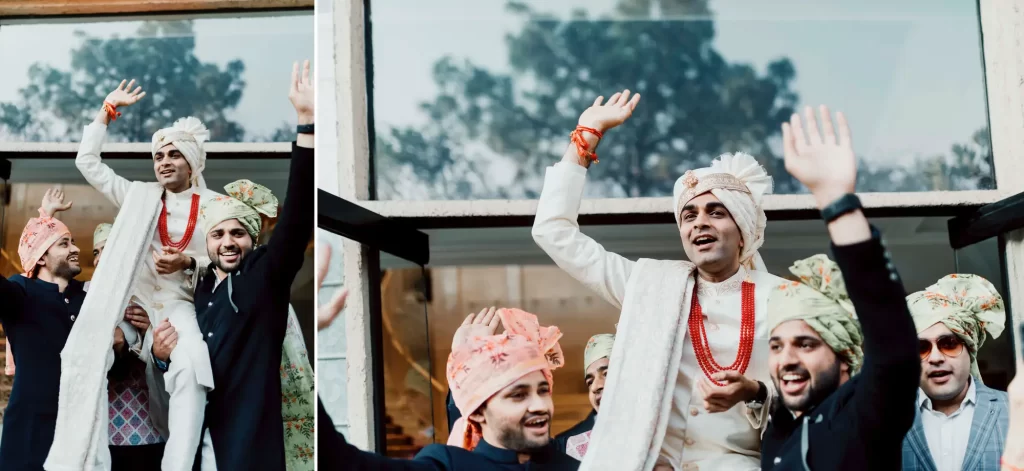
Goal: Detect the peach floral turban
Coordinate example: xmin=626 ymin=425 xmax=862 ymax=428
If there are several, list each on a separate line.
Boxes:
xmin=18 ymin=208 xmax=71 ymax=278
xmin=446 ymin=308 xmax=564 ymax=450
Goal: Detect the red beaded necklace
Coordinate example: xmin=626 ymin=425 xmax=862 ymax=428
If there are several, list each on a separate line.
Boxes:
xmin=688 ymin=276 xmax=756 ymax=387
xmin=158 ymin=193 xmax=200 ymax=252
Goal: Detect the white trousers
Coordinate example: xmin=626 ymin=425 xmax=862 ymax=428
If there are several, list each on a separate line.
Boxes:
xmin=200 ymin=429 xmax=218 ymax=470
xmin=159 ymin=336 xmax=208 ymax=471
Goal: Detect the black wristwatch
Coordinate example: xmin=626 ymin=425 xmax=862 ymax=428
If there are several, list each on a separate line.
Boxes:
xmin=745 ymin=381 xmax=768 ymax=409
xmin=296 ymin=123 xmax=314 ymax=134
xmin=820 ymin=193 xmax=862 ymax=223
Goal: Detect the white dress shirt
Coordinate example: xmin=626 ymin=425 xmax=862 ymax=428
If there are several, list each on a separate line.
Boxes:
xmin=919 ymin=378 xmax=976 ymax=471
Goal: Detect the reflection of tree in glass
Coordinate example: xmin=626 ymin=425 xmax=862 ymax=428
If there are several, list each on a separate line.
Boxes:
xmin=376 ymin=0 xmax=994 ymax=199
xmin=858 ymin=127 xmax=994 ymax=192
xmin=376 ymin=0 xmax=799 ymax=200
xmin=0 ymin=21 xmax=248 ymax=142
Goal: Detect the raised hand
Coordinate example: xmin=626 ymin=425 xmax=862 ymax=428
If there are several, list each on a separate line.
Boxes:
xmin=289 ymin=60 xmax=314 ymax=125
xmin=452 ymin=306 xmax=502 ymax=348
xmin=578 ymin=90 xmax=641 ymax=133
xmin=782 ymin=105 xmax=857 ymax=209
xmin=104 ymin=79 xmax=146 ymax=108
xmin=317 ymin=244 xmax=348 ymax=331
xmin=41 ymin=188 xmax=73 ymax=217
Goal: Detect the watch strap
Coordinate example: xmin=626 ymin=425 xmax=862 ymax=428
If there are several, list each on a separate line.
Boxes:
xmin=296 ymin=123 xmax=314 ymax=134
xmin=820 ymin=193 xmax=862 ymax=223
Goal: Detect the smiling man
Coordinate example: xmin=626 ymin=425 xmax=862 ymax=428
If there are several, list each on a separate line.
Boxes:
xmin=53 ymin=78 xmax=224 ymax=471
xmin=554 ymin=333 xmax=613 ymax=460
xmin=0 ymin=189 xmax=121 ymax=469
xmin=901 ymin=275 xmax=1009 ymax=471
xmin=532 ymin=90 xmax=783 ymax=470
xmin=759 ymin=106 xmax=920 ymax=470
xmin=150 ymin=61 xmax=314 ymax=471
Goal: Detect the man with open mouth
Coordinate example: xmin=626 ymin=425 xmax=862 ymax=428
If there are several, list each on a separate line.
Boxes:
xmin=759 ymin=105 xmax=920 ymax=470
xmin=901 ymin=274 xmax=1009 ymax=471
xmin=148 ymin=60 xmax=313 ymax=471
xmin=317 ymin=296 xmax=580 ymax=469
xmin=532 ymin=90 xmax=785 ymax=470
xmin=48 ymin=78 xmax=228 ymax=470
xmin=0 ymin=189 xmax=119 ymax=469
xmin=555 ymin=333 xmax=614 ymax=461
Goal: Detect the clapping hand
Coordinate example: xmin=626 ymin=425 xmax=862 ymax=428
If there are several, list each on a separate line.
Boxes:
xmin=152 ymin=247 xmax=190 ymax=275
xmin=317 ymin=244 xmax=348 ymax=331
xmin=578 ymin=90 xmax=642 ymax=133
xmin=105 ymin=79 xmax=146 ymax=108
xmin=41 ymin=188 xmax=73 ymax=217
xmin=781 ymin=105 xmax=857 ymax=209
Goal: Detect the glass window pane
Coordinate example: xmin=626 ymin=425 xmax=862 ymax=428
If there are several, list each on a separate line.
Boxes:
xmin=370 ymin=0 xmax=993 ymax=200
xmin=0 ymin=12 xmax=312 ymax=142
xmin=379 ymin=215 xmax=1014 ymax=443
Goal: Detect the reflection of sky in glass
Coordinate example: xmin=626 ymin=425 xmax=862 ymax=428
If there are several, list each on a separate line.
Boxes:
xmin=0 ymin=12 xmax=313 ymax=141
xmin=370 ymin=0 xmax=989 ymax=195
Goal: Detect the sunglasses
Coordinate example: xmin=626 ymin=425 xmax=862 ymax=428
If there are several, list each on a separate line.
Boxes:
xmin=918 ymin=335 xmax=964 ymax=361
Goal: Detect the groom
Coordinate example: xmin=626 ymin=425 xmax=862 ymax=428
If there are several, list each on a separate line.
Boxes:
xmin=533 ymin=91 xmax=784 ymax=470
xmin=46 ymin=80 xmax=221 ymax=470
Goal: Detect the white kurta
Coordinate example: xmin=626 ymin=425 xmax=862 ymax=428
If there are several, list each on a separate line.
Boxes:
xmin=76 ymin=123 xmax=220 ymax=470
xmin=532 ymin=162 xmax=781 ymax=471
xmin=657 ymin=267 xmax=775 ymax=471
xmin=77 ymin=122 xmax=218 ymax=392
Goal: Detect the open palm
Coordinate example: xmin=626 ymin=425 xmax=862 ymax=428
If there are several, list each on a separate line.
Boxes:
xmin=104 ymin=79 xmax=146 ymax=108
xmin=41 ymin=188 xmax=73 ymax=217
xmin=578 ymin=89 xmax=641 ymax=132
xmin=782 ymin=105 xmax=857 ymax=206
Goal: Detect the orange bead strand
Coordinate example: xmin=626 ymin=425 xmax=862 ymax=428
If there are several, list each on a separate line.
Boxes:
xmin=689 ymin=280 xmax=756 ymax=387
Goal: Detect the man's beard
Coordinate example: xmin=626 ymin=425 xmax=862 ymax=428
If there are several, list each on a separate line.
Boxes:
xmin=495 ymin=413 xmax=550 ymax=453
xmin=209 ymin=246 xmax=249 ymax=274
xmin=776 ymin=361 xmax=842 ymax=414
xmin=53 ymin=259 xmax=81 ymax=280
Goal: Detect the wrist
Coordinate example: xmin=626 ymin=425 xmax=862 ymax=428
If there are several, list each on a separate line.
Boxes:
xmin=744 ymin=379 xmax=761 ymax=402
xmin=813 ymin=188 xmax=854 ymax=210
xmin=297 ymin=113 xmax=314 ymax=125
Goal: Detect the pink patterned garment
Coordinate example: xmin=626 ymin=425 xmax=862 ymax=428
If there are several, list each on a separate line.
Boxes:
xmin=107 ymin=358 xmax=165 ymax=446
xmin=566 ymin=431 xmax=592 ymax=461
xmin=446 ymin=308 xmax=564 ymax=450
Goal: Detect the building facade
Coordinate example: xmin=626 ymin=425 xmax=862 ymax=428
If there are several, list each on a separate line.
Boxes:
xmin=0 ymin=0 xmax=316 ymax=428
xmin=321 ymin=0 xmax=1024 ymax=457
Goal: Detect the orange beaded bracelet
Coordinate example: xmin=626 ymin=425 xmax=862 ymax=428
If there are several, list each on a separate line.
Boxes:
xmin=570 ymin=125 xmax=603 ymax=164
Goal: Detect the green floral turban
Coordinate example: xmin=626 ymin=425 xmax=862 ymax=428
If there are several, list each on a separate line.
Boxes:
xmin=93 ymin=223 xmax=113 ymax=249
xmin=584 ymin=334 xmax=615 ymax=375
xmin=200 ymin=179 xmax=279 ymax=241
xmin=907 ymin=274 xmax=1005 ymax=380
xmin=768 ymin=254 xmax=864 ymax=372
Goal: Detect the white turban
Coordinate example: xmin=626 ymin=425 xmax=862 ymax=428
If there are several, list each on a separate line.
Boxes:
xmin=672 ymin=152 xmax=773 ymax=271
xmin=152 ymin=116 xmax=210 ymax=190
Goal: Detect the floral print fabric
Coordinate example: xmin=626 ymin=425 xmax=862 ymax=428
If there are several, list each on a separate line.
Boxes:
xmin=199 ymin=179 xmax=279 ymax=241
xmin=281 ymin=307 xmax=314 ymax=470
xmin=907 ymin=274 xmax=1006 ymax=379
xmin=768 ymin=254 xmax=864 ymax=371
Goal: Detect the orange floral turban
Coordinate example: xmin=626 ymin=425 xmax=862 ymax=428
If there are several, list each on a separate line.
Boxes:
xmin=446 ymin=308 xmax=564 ymax=450
xmin=18 ymin=209 xmax=71 ymax=278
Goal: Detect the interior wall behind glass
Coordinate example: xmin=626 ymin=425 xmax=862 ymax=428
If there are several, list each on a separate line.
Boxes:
xmin=370 ymin=0 xmax=992 ymax=200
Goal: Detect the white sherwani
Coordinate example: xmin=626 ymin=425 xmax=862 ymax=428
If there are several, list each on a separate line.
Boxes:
xmin=532 ymin=162 xmax=782 ymax=471
xmin=77 ymin=122 xmax=220 ymax=470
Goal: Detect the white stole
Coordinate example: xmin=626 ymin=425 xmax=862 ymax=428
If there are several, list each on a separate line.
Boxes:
xmin=580 ymin=258 xmax=697 ymax=471
xmin=44 ymin=182 xmax=163 ymax=471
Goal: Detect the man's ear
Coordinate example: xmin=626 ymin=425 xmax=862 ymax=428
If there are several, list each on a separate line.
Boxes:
xmin=469 ymin=407 xmax=486 ymax=425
